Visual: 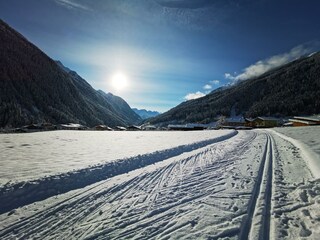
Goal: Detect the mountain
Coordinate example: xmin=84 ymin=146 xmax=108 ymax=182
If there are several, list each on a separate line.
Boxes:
xmin=132 ymin=108 xmax=160 ymax=119
xmin=149 ymin=53 xmax=320 ymax=125
xmin=0 ymin=19 xmax=140 ymax=127
xmin=97 ymin=90 xmax=141 ymax=124
xmin=55 ymin=61 xmax=141 ymax=125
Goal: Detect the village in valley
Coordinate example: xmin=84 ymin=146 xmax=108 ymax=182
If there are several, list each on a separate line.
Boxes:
xmin=1 ymin=114 xmax=320 ymax=133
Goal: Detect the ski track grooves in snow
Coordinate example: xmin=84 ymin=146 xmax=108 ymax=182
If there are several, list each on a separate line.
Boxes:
xmin=2 ymin=129 xmax=319 ymax=239
xmin=0 ymin=131 xmax=237 ymax=215
xmin=0 ymin=131 xmax=258 ymax=239
xmin=239 ymin=133 xmax=274 ymax=240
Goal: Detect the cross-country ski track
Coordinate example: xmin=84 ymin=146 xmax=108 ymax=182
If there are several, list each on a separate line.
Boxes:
xmin=1 ymin=129 xmax=320 ymax=239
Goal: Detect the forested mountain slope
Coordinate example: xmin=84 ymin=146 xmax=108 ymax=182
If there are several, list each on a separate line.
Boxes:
xmin=0 ymin=19 xmax=140 ymax=127
xmin=149 ymin=52 xmax=320 ymax=125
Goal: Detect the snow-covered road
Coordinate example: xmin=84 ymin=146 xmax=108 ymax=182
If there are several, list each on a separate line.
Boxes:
xmin=1 ymin=129 xmax=319 ymax=239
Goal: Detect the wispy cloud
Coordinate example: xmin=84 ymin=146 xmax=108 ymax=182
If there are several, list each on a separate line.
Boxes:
xmin=154 ymin=0 xmax=247 ymax=31
xmin=155 ymin=0 xmax=214 ymax=9
xmin=225 ymin=43 xmax=319 ymax=82
xmin=184 ymin=91 xmax=205 ymax=101
xmin=55 ymin=0 xmax=91 ymax=11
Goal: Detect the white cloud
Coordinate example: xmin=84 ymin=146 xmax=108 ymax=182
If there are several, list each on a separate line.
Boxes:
xmin=225 ymin=43 xmax=318 ymax=82
xmin=211 ymin=80 xmax=220 ymax=85
xmin=202 ymin=80 xmax=219 ymax=91
xmin=55 ymin=0 xmax=91 ymax=11
xmin=203 ymin=84 xmax=212 ymax=90
xmin=184 ymin=91 xmax=205 ymax=101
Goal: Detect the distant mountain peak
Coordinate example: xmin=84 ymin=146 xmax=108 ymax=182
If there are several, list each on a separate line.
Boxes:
xmin=132 ymin=108 xmax=161 ymax=120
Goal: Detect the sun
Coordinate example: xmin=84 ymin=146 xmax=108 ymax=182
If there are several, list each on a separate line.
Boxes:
xmin=111 ymin=72 xmax=128 ymax=91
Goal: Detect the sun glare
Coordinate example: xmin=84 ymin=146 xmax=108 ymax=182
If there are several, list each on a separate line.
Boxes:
xmin=111 ymin=72 xmax=128 ymax=91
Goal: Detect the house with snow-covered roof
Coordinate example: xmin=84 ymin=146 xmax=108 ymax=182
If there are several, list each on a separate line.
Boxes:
xmin=93 ymin=125 xmax=113 ymax=131
xmin=289 ymin=116 xmax=320 ymax=127
xmin=244 ymin=118 xmax=255 ymax=127
xmin=127 ymin=125 xmax=141 ymax=131
xmin=60 ymin=123 xmax=87 ymax=130
xmin=115 ymin=126 xmax=127 ymax=131
xmin=142 ymin=125 xmax=157 ymax=131
xmin=222 ymin=117 xmax=245 ymax=127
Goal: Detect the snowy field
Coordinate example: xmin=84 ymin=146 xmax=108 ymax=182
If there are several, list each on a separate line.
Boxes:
xmin=0 ymin=128 xmax=320 ymax=239
xmin=0 ymin=130 xmax=235 ymax=185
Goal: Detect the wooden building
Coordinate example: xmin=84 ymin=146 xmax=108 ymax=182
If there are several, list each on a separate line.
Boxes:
xmin=127 ymin=125 xmax=141 ymax=131
xmin=115 ymin=126 xmax=127 ymax=131
xmin=222 ymin=117 xmax=245 ymax=127
xmin=142 ymin=125 xmax=157 ymax=131
xmin=289 ymin=116 xmax=320 ymax=127
xmin=244 ymin=118 xmax=255 ymax=128
xmin=253 ymin=117 xmax=279 ymax=128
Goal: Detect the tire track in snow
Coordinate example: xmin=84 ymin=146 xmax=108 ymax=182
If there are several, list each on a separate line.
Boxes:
xmin=239 ymin=133 xmax=274 ymax=240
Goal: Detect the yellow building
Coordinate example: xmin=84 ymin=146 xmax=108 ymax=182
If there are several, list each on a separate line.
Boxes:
xmin=253 ymin=117 xmax=279 ymax=128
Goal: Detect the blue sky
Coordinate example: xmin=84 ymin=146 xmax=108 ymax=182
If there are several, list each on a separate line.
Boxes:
xmin=1 ymin=0 xmax=320 ymax=112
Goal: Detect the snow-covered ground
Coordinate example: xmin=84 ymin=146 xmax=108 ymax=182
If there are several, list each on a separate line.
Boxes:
xmin=0 ymin=130 xmax=234 ymax=185
xmin=0 ymin=127 xmax=320 ymax=239
xmin=271 ymin=126 xmax=320 ymax=239
xmin=274 ymin=126 xmax=320 ymax=163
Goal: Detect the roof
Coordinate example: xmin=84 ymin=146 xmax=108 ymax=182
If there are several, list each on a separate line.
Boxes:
xmin=256 ymin=117 xmax=279 ymax=121
xmin=142 ymin=125 xmax=157 ymax=130
xmin=127 ymin=125 xmax=141 ymax=129
xmin=95 ymin=124 xmax=108 ymax=128
xmin=61 ymin=123 xmax=84 ymax=128
xmin=115 ymin=126 xmax=127 ymax=130
xmin=94 ymin=125 xmax=113 ymax=130
xmin=293 ymin=116 xmax=320 ymax=122
xmin=289 ymin=119 xmax=317 ymax=125
xmin=245 ymin=118 xmax=255 ymax=122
